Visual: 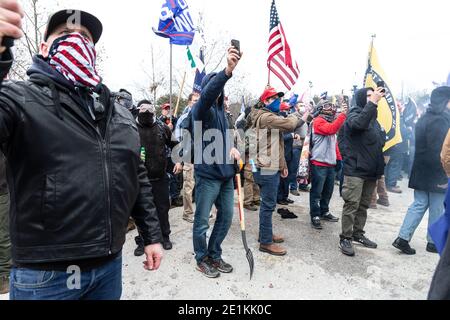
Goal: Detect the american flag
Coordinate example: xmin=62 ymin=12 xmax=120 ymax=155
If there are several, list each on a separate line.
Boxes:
xmin=268 ymin=0 xmax=300 ymax=91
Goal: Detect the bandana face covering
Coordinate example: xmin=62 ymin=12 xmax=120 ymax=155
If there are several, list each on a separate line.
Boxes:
xmin=48 ymin=33 xmax=101 ymax=89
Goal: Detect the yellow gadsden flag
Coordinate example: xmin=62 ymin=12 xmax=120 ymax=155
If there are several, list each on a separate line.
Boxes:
xmin=364 ymin=44 xmax=402 ymax=152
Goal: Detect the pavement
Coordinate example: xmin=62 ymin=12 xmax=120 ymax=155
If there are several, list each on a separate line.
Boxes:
xmin=0 ymin=177 xmax=441 ymax=300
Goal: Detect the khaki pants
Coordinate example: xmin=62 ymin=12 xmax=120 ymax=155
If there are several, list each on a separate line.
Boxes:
xmin=341 ymin=176 xmax=377 ymax=239
xmin=371 ymin=176 xmax=389 ymax=204
xmin=244 ymin=163 xmax=260 ymax=206
xmin=0 ymin=194 xmax=10 ymax=277
xmin=183 ymin=163 xmax=195 ymax=217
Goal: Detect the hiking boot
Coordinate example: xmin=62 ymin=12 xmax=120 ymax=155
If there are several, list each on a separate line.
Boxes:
xmin=259 ymin=244 xmax=287 ymax=256
xmin=387 ymin=186 xmax=402 ymax=194
xmin=340 ymin=238 xmax=355 ymax=256
xmin=258 ymin=235 xmax=285 ymax=244
xmin=163 ymin=239 xmax=173 ymax=251
xmin=126 ymin=218 xmax=136 ymax=233
xmin=311 ymin=217 xmax=323 ymax=230
xmin=134 ymin=236 xmax=145 ymax=256
xmin=209 ymin=258 xmax=233 ymax=273
xmin=134 ymin=244 xmax=145 ymax=257
xmin=244 ymin=204 xmax=259 ymax=212
xmin=299 ymin=185 xmax=310 ymax=192
xmin=0 ymin=276 xmax=9 ymax=295
xmin=392 ymin=237 xmax=416 ymax=255
xmin=321 ymin=213 xmax=339 ymax=222
xmin=182 ymin=214 xmax=194 ymax=223
xmin=426 ymin=243 xmax=438 ymax=254
xmin=353 ymin=235 xmax=378 ymax=249
xmin=377 ymin=198 xmax=390 ymax=207
xmin=174 ymin=197 xmax=184 ymax=207
xmin=196 ymin=258 xmax=220 ymax=278
xmin=290 ymin=190 xmax=301 ymax=196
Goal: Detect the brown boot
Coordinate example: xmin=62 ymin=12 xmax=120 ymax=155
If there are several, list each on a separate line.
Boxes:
xmin=127 ymin=218 xmax=136 ymax=233
xmin=273 ymin=235 xmax=285 ymax=244
xmin=0 ymin=276 xmax=9 ymax=295
xmin=259 ymin=244 xmax=287 ymax=256
xmin=377 ymin=198 xmax=390 ymax=207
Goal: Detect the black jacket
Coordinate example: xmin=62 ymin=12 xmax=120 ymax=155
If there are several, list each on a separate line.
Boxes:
xmin=138 ymin=119 xmax=178 ymax=181
xmin=409 ymin=101 xmax=450 ymax=193
xmin=341 ymin=89 xmax=386 ymax=180
xmin=0 ymin=50 xmax=162 ymax=265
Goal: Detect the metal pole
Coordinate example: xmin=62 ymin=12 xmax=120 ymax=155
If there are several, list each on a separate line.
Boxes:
xmin=170 ymin=43 xmax=173 ymax=113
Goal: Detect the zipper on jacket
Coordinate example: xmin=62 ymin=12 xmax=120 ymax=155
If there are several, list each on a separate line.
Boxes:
xmin=76 ymin=87 xmax=114 ymax=255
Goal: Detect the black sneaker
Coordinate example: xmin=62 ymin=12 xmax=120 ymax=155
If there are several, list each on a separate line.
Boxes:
xmin=163 ymin=239 xmax=173 ymax=251
xmin=340 ymin=238 xmax=355 ymax=256
xmin=290 ymin=190 xmax=301 ymax=196
xmin=277 ymin=200 xmax=289 ymax=205
xmin=196 ymin=258 xmax=220 ymax=278
xmin=134 ymin=244 xmax=145 ymax=257
xmin=209 ymin=258 xmax=233 ymax=274
xmin=353 ymin=235 xmax=378 ymax=249
xmin=392 ymin=237 xmax=416 ymax=255
xmin=311 ymin=217 xmax=323 ymax=230
xmin=426 ymin=243 xmax=438 ymax=254
xmin=321 ymin=213 xmax=339 ymax=222
xmin=285 ymin=199 xmax=295 ymax=204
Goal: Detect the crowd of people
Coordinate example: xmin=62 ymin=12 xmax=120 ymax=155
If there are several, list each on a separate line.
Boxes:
xmin=0 ymin=2 xmax=449 ymax=300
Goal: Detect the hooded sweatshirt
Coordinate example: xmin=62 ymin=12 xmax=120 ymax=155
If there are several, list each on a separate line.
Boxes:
xmin=409 ymin=86 xmax=450 ymax=193
xmin=341 ymin=88 xmax=386 ymax=180
xmin=192 ymin=70 xmax=235 ymax=181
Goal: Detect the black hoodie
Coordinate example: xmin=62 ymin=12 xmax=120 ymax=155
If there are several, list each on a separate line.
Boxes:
xmin=341 ymin=88 xmax=386 ymax=180
xmin=409 ymin=86 xmax=450 ymax=193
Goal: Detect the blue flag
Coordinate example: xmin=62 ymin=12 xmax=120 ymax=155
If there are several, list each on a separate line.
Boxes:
xmin=153 ymin=0 xmax=195 ymax=46
xmin=193 ymin=47 xmax=206 ymax=93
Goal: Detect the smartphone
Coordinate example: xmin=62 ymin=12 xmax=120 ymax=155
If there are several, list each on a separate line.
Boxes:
xmin=343 ymin=95 xmax=349 ymax=106
xmin=231 ymin=39 xmax=241 ymax=56
xmin=376 ymin=81 xmax=386 ymax=93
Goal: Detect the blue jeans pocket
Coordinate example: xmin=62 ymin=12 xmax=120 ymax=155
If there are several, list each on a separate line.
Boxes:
xmin=12 ymin=269 xmax=56 ymax=289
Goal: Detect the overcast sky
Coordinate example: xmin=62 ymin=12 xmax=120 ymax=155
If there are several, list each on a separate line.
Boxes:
xmin=34 ymin=0 xmax=450 ymax=101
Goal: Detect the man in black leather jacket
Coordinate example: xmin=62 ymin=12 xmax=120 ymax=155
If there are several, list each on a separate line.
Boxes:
xmin=0 ymin=3 xmax=163 ymax=300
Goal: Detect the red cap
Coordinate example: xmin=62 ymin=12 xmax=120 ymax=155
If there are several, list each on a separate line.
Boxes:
xmin=260 ymin=87 xmax=284 ymax=102
xmin=162 ymin=103 xmax=171 ymax=110
xmin=280 ymin=102 xmax=290 ymax=111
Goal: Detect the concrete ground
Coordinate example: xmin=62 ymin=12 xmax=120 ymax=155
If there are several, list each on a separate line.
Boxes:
xmin=121 ymin=177 xmax=439 ymax=300
xmin=0 ymin=177 xmax=441 ymax=300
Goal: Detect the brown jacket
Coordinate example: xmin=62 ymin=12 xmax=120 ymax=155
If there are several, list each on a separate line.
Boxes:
xmin=441 ymin=129 xmax=450 ymax=177
xmin=250 ymin=107 xmax=303 ymax=172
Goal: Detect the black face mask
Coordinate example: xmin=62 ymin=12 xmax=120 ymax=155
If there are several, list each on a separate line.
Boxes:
xmin=138 ymin=112 xmax=155 ymax=126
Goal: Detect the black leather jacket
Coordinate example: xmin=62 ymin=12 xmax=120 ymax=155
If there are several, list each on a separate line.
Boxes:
xmin=0 ymin=50 xmax=162 ymax=264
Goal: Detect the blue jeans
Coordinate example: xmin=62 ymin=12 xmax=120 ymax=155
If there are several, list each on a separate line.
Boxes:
xmin=399 ymin=190 xmax=445 ymax=243
xmin=385 ymin=152 xmax=403 ymax=188
xmin=254 ymin=170 xmax=280 ymax=245
xmin=193 ymin=174 xmax=234 ymax=263
xmin=10 ymin=254 xmax=122 ymax=300
xmin=289 ymin=148 xmax=302 ymax=191
xmin=309 ymin=164 xmax=336 ymax=219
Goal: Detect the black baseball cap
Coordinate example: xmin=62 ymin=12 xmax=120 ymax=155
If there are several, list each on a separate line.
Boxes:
xmin=44 ymin=9 xmax=103 ymax=44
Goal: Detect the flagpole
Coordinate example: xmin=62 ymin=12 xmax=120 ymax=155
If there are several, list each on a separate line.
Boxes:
xmin=267 ymin=62 xmax=271 ymax=87
xmin=174 ymin=71 xmax=187 ymax=117
xmin=369 ymin=34 xmax=376 ymax=67
xmin=170 ymin=43 xmax=173 ymax=115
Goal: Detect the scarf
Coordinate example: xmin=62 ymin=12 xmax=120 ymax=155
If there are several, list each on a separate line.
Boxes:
xmin=48 ymin=33 xmax=101 ymax=89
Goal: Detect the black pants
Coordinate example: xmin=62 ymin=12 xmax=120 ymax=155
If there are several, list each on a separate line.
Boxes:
xmin=136 ymin=176 xmax=171 ymax=247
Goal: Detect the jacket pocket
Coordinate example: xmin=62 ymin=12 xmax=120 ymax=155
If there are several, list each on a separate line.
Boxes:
xmin=40 ymin=174 xmax=57 ymax=230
